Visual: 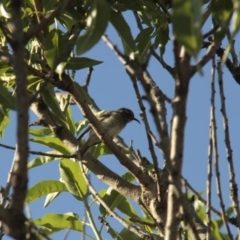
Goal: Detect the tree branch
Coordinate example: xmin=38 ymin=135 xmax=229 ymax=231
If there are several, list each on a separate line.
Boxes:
xmin=30 ymin=98 xmax=141 ymax=201
xmin=24 ymin=0 xmax=73 ymax=44
xmin=69 ymin=83 xmax=153 ymax=187
xmin=2 ymin=1 xmax=30 ymax=238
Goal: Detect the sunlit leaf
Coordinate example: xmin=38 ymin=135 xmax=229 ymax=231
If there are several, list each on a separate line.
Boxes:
xmin=44 ymin=192 xmax=61 ymax=208
xmin=26 ymin=180 xmax=67 ymax=203
xmin=29 ymin=128 xmax=52 ymax=137
xmin=0 ymin=107 xmax=9 ymax=138
xmin=0 ymin=4 xmax=11 ymax=18
xmin=99 ymin=188 xmax=138 ymax=218
xmin=65 ymin=105 xmax=75 ymax=134
xmin=75 ymin=119 xmax=89 ymax=136
xmin=30 ymin=137 xmax=70 ymax=154
xmin=34 ymin=212 xmax=83 ymax=233
xmin=59 ymin=159 xmax=88 ymax=200
xmin=28 ymin=151 xmax=62 ymax=169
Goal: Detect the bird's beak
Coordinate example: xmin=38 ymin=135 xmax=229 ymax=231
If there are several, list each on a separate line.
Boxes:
xmin=133 ymin=118 xmax=140 ymax=124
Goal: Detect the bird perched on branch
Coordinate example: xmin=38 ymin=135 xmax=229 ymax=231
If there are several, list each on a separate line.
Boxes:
xmin=78 ymin=108 xmax=140 ymax=157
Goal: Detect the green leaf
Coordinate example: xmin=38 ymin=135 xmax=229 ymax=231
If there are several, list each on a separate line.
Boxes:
xmin=26 ymin=180 xmax=67 ymax=203
xmin=44 ymin=29 xmax=69 ymax=68
xmin=137 ymin=35 xmax=151 ymax=63
xmin=75 ymin=119 xmax=89 ymax=136
xmin=40 ymin=0 xmax=58 ymax=13
xmin=0 ymin=81 xmax=16 ymax=110
xmin=65 ymin=104 xmax=76 ymax=134
xmin=59 ymin=159 xmax=88 ymax=200
xmin=28 ymin=151 xmax=61 ymax=169
xmin=30 ymin=137 xmax=70 ymax=154
xmin=27 ymin=76 xmax=43 ymax=92
xmin=88 ymin=141 xmax=132 ymax=158
xmin=211 ymin=220 xmax=225 ymax=240
xmin=34 ymin=212 xmax=83 ymax=232
xmin=105 ymin=224 xmax=123 ymax=240
xmin=212 ymin=0 xmax=233 ymax=23
xmin=110 ymin=9 xmax=138 ymax=58
xmin=41 ymin=84 xmax=67 ymax=125
xmin=0 ymin=107 xmax=9 ymax=138
xmin=232 ymin=0 xmax=240 ymax=35
xmin=29 ymin=128 xmax=52 ymax=137
xmin=119 ymin=228 xmax=142 ymax=240
xmin=212 ymin=0 xmax=233 ymax=44
xmin=121 ymin=172 xmax=135 ymax=182
xmin=135 ymin=27 xmax=154 ymax=43
xmin=59 ymin=9 xmax=83 ymax=31
xmin=172 ymin=0 xmax=202 ymax=57
xmin=99 ymin=189 xmax=138 ymax=218
xmin=58 ymin=96 xmax=75 ymax=133
xmin=76 ymin=0 xmax=110 ymax=55
xmin=65 ymin=57 xmax=102 ymax=70
xmin=154 ymin=25 xmax=169 ymax=57
xmin=89 ymin=142 xmax=111 ymax=158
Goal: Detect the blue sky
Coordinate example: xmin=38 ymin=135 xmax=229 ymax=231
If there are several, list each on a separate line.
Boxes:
xmin=1 ymin=10 xmax=240 ymax=239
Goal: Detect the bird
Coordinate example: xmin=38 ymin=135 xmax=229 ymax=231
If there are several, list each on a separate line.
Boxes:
xmin=78 ymin=108 xmax=140 ymax=157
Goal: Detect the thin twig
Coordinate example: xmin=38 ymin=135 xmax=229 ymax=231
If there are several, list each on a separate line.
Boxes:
xmin=0 ymin=143 xmax=73 ymax=159
xmin=69 ymin=83 xmax=152 ymax=186
xmin=133 ymin=11 xmax=175 ymax=81
xmin=217 ymin=62 xmax=240 ymax=233
xmin=102 ymin=34 xmax=170 ymax=162
xmin=212 ymin=63 xmax=233 ymax=239
xmin=24 ymin=0 xmax=73 ymax=43
xmin=191 ymin=42 xmax=220 ymax=78
xmin=127 ymin=72 xmax=161 ymax=202
xmin=31 ymin=98 xmax=141 ymax=201
xmin=150 ymin=47 xmax=175 ymax=78
xmin=203 ymin=25 xmax=220 ymax=39
xmin=182 ymin=177 xmax=238 ymax=226
xmin=206 ymin=57 xmax=215 ymax=239
xmin=133 ymin=11 xmax=143 ymax=31
xmin=79 ymin=161 xmax=151 ymax=239
xmin=83 ymin=67 xmax=94 ymax=89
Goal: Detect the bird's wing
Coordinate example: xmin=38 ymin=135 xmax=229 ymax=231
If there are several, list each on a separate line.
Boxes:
xmin=77 ymin=111 xmax=112 ymax=140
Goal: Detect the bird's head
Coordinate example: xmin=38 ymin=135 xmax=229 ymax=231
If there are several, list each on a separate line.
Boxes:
xmin=118 ymin=108 xmax=140 ymax=124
